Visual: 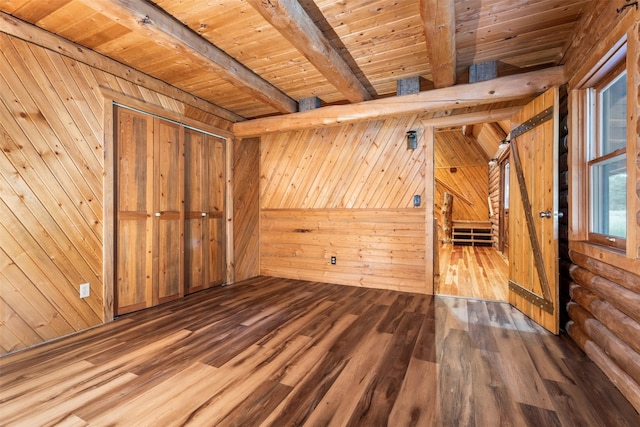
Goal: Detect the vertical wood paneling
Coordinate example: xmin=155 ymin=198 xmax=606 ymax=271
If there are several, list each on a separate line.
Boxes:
xmin=260 ymin=117 xmax=428 ymax=294
xmin=0 ymin=31 xmax=231 ymax=354
xmin=233 ymin=138 xmax=261 ymax=281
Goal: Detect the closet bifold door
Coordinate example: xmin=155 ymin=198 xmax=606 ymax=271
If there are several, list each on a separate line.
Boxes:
xmin=153 ymin=118 xmax=183 ymax=305
xmin=115 ymin=109 xmax=184 ymax=315
xmin=115 ymin=108 xmax=154 ymax=315
xmin=206 ymin=135 xmax=226 ymax=288
xmin=184 ymin=129 xmax=226 ymax=294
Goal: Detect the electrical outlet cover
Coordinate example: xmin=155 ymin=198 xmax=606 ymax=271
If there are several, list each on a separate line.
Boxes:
xmin=80 ymin=283 xmax=90 ymax=298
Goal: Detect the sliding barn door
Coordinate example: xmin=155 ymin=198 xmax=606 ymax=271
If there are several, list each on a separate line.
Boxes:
xmin=508 ymin=88 xmax=560 ymax=334
xmin=184 ymin=129 xmax=226 ymax=294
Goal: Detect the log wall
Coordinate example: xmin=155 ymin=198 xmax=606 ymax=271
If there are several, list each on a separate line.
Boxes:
xmin=487 ymin=162 xmax=500 ymax=248
xmin=259 ymin=117 xmax=431 ymax=294
xmin=566 ymin=10 xmax=640 ymax=413
xmin=0 ymin=28 xmax=232 ymax=354
xmin=567 ymin=251 xmax=640 ymax=412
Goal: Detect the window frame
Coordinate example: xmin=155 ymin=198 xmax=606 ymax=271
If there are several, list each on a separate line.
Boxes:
xmin=582 ymin=53 xmax=628 ymax=251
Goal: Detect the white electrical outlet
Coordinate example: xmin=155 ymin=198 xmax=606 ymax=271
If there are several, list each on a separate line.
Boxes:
xmin=80 ymin=283 xmax=90 ymax=298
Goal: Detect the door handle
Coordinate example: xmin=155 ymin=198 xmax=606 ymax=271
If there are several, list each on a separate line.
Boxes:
xmin=539 ymin=210 xmax=563 ymax=218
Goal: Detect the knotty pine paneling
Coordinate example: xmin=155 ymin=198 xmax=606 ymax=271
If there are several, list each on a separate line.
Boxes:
xmin=260 ymin=117 xmax=429 ymax=293
xmin=434 ymin=129 xmax=489 ymax=223
xmin=0 ymin=32 xmax=231 ymax=354
xmin=261 ymin=116 xmax=425 ymax=210
xmin=261 ymin=209 xmax=426 ymax=294
xmin=233 ymin=138 xmax=260 ymax=281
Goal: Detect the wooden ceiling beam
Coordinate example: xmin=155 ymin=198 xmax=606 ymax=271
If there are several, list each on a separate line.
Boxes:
xmin=0 ymin=11 xmax=243 ymax=123
xmin=233 ymin=66 xmax=566 ymax=137
xmin=79 ymin=0 xmax=297 ymax=114
xmin=420 ymin=0 xmax=457 ymax=88
xmin=246 ymin=0 xmax=371 ymax=103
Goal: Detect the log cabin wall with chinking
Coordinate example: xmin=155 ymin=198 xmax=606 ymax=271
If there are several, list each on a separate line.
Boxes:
xmin=0 ymin=23 xmax=236 ymax=353
xmin=563 ymin=6 xmax=640 ymax=411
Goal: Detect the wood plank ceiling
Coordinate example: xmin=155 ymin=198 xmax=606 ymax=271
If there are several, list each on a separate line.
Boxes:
xmin=0 ymin=0 xmax=593 ymax=121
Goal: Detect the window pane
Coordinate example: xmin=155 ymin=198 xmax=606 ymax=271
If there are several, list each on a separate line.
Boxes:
xmin=590 ymin=155 xmax=626 ymax=238
xmin=504 ymin=162 xmax=510 ymax=209
xmin=600 ymin=72 xmax=627 ymax=155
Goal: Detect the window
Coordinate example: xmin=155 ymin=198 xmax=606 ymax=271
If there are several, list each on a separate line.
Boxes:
xmin=587 ymin=67 xmax=627 ymax=250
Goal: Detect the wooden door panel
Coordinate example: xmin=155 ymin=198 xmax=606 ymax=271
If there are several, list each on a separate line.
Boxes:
xmin=116 ymin=108 xmax=153 ymax=315
xmin=153 ymin=119 xmax=183 ymax=303
xmin=184 ymin=130 xmax=205 ymax=213
xmin=208 ymin=138 xmax=225 ymax=213
xmin=116 ymin=219 xmax=150 ymax=314
xmin=184 ymin=130 xmax=206 ymax=294
xmin=206 ymin=137 xmax=226 ymax=287
xmin=184 ymin=130 xmax=226 ymax=293
xmin=184 ymin=217 xmax=204 ymax=293
xmin=156 ymin=119 xmax=183 ymax=213
xmin=208 ymin=216 xmax=225 ymax=286
xmin=115 ymin=107 xmax=226 ymax=311
xmin=157 ymin=219 xmax=182 ymax=303
xmin=509 ymin=88 xmax=559 ymax=334
xmin=117 ymin=112 xmax=152 ymax=212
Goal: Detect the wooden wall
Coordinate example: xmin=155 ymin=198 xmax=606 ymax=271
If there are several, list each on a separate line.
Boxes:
xmin=0 ymin=27 xmax=232 ymax=354
xmin=565 ymin=9 xmax=640 ymax=412
xmin=476 ymin=123 xmax=508 ymax=248
xmin=434 ymin=129 xmax=489 ymax=224
xmin=233 ymin=138 xmax=261 ymax=281
xmin=259 ymin=117 xmax=432 ymax=294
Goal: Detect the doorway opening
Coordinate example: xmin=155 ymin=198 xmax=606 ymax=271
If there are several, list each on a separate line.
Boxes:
xmin=433 ymin=126 xmax=509 ymax=302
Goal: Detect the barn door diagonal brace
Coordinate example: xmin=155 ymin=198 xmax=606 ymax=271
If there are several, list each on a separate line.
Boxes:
xmin=509 ymin=106 xmax=554 ymax=311
xmin=509 ymin=280 xmax=554 ymax=313
xmin=511 ymin=106 xmax=553 ymax=139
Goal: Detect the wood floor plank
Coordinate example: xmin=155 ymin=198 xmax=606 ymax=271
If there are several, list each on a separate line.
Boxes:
xmin=0 ymin=276 xmax=638 ymax=426
xmin=438 ymin=328 xmax=476 ymax=426
xmin=437 ymin=244 xmax=508 ymax=301
xmin=302 ymin=327 xmax=393 ymax=426
xmin=470 ymin=348 xmax=528 ymax=427
xmin=388 ymin=358 xmax=439 ymax=426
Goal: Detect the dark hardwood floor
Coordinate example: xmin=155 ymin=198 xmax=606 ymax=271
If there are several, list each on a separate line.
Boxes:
xmin=1 ymin=276 xmax=638 ymax=426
